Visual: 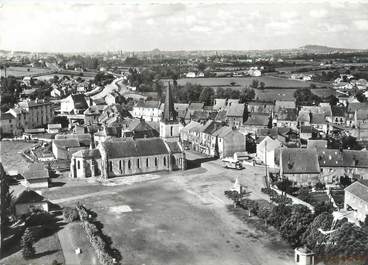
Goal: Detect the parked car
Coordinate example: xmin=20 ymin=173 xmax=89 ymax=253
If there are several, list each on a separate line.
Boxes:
xmin=223 ymin=158 xmax=244 ymax=170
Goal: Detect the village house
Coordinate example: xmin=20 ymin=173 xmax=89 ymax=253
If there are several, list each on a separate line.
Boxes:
xmin=277 ymin=148 xmax=321 ymax=186
xmin=210 ymin=126 xmax=246 ymax=158
xmin=180 ymin=120 xmax=201 ymax=147
xmin=226 ymin=103 xmax=246 ymax=128
xmin=346 ymin=102 xmax=368 ymax=127
xmin=344 ymin=180 xmax=368 ymax=223
xmin=22 ymin=163 xmax=49 ymax=189
xmin=213 ymin=98 xmax=227 ymax=110
xmin=84 ymin=105 xmax=106 ymax=125
xmin=331 ymin=106 xmax=346 ymax=125
xmin=132 ymin=100 xmax=162 ymax=122
xmin=317 ymin=149 xmax=368 ymax=183
xmin=121 ymin=118 xmax=159 ymax=139
xmin=354 ymin=109 xmax=368 ymax=126
xmin=14 ymin=189 xmax=49 ymax=216
xmin=47 ymin=123 xmax=62 ymax=134
xmin=247 ymin=102 xmax=274 ymax=115
xmin=6 ymin=99 xmax=54 ymax=132
xmin=242 ymin=113 xmax=270 ymax=134
xmin=52 ymin=134 xmax=91 ymax=160
xmin=0 ymin=113 xmax=19 ymax=137
xmin=256 ymin=136 xmax=282 ymax=168
xmin=196 ymin=120 xmax=223 ymax=156
xmin=274 ymin=99 xmax=296 ymax=112
xmin=60 ymin=94 xmax=89 ymax=115
xmin=273 ymin=108 xmax=298 ymax=130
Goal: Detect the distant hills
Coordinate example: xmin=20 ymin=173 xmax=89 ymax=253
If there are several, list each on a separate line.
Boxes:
xmin=298 ymin=45 xmax=366 ymax=53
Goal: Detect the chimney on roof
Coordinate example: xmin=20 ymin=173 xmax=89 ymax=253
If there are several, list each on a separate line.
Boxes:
xmin=309 ymin=111 xmax=313 ymax=123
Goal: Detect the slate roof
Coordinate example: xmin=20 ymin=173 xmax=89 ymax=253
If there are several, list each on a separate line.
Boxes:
xmin=101 ymin=138 xmax=169 ymax=158
xmin=347 ymin=102 xmax=368 ymax=113
xmin=213 ymin=98 xmax=227 ymax=110
xmin=125 ymin=119 xmax=159 ymax=138
xmin=166 ymin=141 xmax=183 ymax=154
xmin=317 ymin=149 xmax=368 ymax=168
xmin=243 ymin=113 xmax=269 ymax=126
xmin=311 ymin=113 xmax=327 ymax=124
xmin=211 ymin=126 xmax=234 ymax=138
xmin=257 ymin=127 xmax=292 ymax=138
xmin=84 ymin=105 xmax=106 ymax=115
xmin=191 ymin=110 xmax=209 ymax=121
xmin=71 ymin=94 xmax=88 ymax=110
xmin=345 ymin=181 xmax=368 ymax=203
xmin=280 ymin=148 xmax=320 ymax=174
xmin=247 ymin=102 xmax=274 ymax=113
xmin=227 ymin=103 xmax=245 ymax=117
xmin=15 ymin=189 xmax=46 ymax=204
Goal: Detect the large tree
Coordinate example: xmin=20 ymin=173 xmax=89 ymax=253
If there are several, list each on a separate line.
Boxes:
xmin=294 ymin=87 xmax=321 ymax=106
xmin=267 ymin=204 xmax=292 ymax=230
xmin=199 ymin=87 xmax=215 ymax=106
xmin=239 ymin=88 xmax=255 ymax=103
xmin=280 ymin=204 xmax=314 ymax=247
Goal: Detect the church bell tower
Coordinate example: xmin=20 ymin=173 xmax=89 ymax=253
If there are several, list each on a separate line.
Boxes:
xmin=160 ymin=82 xmax=180 ymax=142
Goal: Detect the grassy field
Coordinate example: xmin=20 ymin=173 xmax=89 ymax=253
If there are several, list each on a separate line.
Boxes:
xmin=0 ymin=141 xmax=35 ymax=174
xmin=163 ymin=76 xmax=326 ymax=88
xmin=0 ymin=66 xmax=53 ymax=78
xmin=1 ymin=232 xmax=64 ymax=265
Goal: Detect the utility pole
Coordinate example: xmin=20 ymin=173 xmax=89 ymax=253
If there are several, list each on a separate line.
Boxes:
xmin=264 ymin=140 xmax=269 ymax=188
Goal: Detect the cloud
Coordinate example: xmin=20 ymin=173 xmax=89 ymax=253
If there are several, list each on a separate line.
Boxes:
xmin=354 ymin=20 xmax=368 ymax=30
xmin=310 ymin=9 xmax=328 ymax=18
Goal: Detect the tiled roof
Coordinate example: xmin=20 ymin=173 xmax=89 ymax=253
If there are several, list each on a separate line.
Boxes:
xmin=311 ymin=113 xmax=327 ymax=124
xmin=189 ymin=102 xmax=204 ymax=110
xmin=213 ymin=98 xmax=227 ymax=110
xmin=356 ymin=109 xmax=368 ymax=121
xmin=300 ymin=126 xmax=313 ymax=133
xmin=227 ymin=103 xmax=245 ymax=117
xmin=243 ymin=113 xmax=269 ymax=126
xmin=215 ymin=110 xmax=227 ymax=122
xmin=84 ymin=105 xmax=106 ymax=115
xmin=345 ymin=181 xmax=368 ymax=203
xmin=181 ymin=120 xmax=201 ymax=133
xmin=15 ymin=189 xmax=46 ymax=204
xmin=53 ymin=139 xmax=80 ymax=149
xmin=280 ymin=148 xmax=320 ymax=174
xmin=101 ymin=138 xmax=169 ymax=158
xmin=257 ymin=127 xmax=292 ymax=137
xmin=125 ymin=119 xmax=159 ymax=137
xmin=274 ymin=100 xmax=296 ymax=112
xmin=1 ymin=113 xmax=16 ymax=120
xmin=307 ymin=139 xmax=328 ymax=150
xmin=331 ymin=106 xmax=346 ymax=117
xmin=73 ymin=149 xmax=101 ymax=158
xmin=191 ymin=110 xmax=209 ymax=121
xmin=276 ymin=108 xmax=297 ymax=121
xmin=212 ymin=126 xmax=234 ymax=138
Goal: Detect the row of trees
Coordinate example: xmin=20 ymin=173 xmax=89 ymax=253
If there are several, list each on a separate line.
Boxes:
xmin=225 ymin=189 xmax=368 ymax=265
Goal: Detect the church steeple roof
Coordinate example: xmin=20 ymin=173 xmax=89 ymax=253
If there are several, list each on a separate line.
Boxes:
xmin=162 ymin=82 xmax=177 ymax=123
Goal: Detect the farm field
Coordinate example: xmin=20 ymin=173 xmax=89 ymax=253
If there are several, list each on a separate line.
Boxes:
xmin=0 ymin=66 xmax=54 ymax=78
xmin=255 ymin=87 xmax=336 ymax=101
xmin=162 ymin=76 xmax=327 ymax=88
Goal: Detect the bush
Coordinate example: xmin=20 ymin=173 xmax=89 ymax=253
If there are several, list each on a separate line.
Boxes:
xmin=21 ymin=228 xmax=35 ymax=259
xmin=297 ymin=187 xmax=311 ymax=203
xmin=270 ymin=195 xmax=292 ymax=205
xmin=25 ymin=210 xmax=55 ymax=227
xmin=261 ymin=187 xmax=277 ymax=197
xmin=63 ymin=207 xmax=79 ymax=223
xmin=314 ymin=182 xmax=326 ymax=191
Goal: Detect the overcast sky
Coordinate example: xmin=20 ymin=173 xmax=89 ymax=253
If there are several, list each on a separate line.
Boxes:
xmin=1 ymin=0 xmax=368 ymax=52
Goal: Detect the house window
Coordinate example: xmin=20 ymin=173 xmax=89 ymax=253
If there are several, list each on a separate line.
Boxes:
xmin=128 ymin=160 xmax=131 ymax=169
xmin=170 ymin=126 xmax=173 ymax=136
xmin=296 ymin=254 xmax=300 ymax=263
xmin=155 ymin=157 xmax=158 ymax=166
xmin=109 ymin=161 xmax=113 ymax=171
xmin=146 ymin=158 xmax=149 ymax=167
xmin=119 ymin=160 xmax=122 ymax=171
xmin=164 ymin=157 xmax=166 ymax=166
xmin=137 ymin=159 xmax=140 ymax=168
xmin=77 ymin=160 xmax=80 ymax=169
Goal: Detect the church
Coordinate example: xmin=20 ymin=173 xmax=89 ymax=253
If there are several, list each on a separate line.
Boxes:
xmin=70 ymin=83 xmax=186 ymax=179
